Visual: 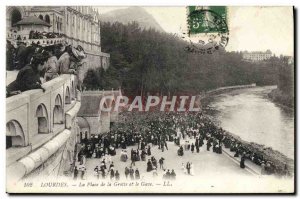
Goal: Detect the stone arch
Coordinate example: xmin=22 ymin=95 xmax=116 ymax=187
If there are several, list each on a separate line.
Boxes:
xmin=65 ymin=86 xmax=71 ymax=104
xmin=53 ymin=94 xmax=64 ymax=124
xmin=38 ymin=14 xmax=44 ymax=21
xmin=36 ymin=103 xmax=49 ymax=134
xmin=6 ymin=120 xmax=25 ymax=148
xmin=45 ymin=14 xmax=50 ymax=24
xmin=77 ymin=117 xmax=90 ymax=142
xmin=10 ymin=8 xmax=22 ymax=27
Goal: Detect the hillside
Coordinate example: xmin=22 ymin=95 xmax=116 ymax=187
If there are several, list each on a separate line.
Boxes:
xmin=100 ymin=7 xmax=165 ymax=32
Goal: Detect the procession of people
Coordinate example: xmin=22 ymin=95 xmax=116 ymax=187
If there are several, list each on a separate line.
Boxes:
xmin=72 ymin=110 xmax=289 ymax=182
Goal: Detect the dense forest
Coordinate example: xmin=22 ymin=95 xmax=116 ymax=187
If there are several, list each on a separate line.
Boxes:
xmin=269 ymin=57 xmax=294 ymax=108
xmin=83 ymin=21 xmax=284 ymax=96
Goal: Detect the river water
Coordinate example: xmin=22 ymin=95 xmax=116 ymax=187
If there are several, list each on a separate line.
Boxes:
xmin=205 ymin=86 xmax=294 ymax=159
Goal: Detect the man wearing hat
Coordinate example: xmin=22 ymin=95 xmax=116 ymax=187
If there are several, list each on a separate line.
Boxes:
xmin=6 ymin=40 xmax=15 ymax=71
xmin=15 ymin=41 xmax=26 ymax=69
xmin=58 ymin=45 xmax=77 ymax=75
xmin=71 ymin=46 xmax=86 ymax=91
xmin=44 ymin=46 xmax=59 ymax=81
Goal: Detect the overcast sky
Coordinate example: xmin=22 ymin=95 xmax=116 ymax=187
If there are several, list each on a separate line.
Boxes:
xmin=97 ymin=6 xmax=294 ymax=56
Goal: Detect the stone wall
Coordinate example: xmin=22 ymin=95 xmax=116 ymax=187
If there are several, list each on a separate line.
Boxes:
xmin=6 ymin=74 xmax=81 ymax=186
xmin=99 ymin=112 xmax=111 ymax=134
xmin=85 ymin=117 xmax=101 ymax=135
xmin=83 ymin=51 xmax=110 ymax=73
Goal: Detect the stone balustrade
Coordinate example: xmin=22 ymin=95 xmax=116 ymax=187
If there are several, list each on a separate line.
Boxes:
xmin=6 ymin=74 xmax=81 ymax=183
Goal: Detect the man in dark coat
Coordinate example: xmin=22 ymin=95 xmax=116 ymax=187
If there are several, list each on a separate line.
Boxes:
xmin=196 ymin=142 xmax=200 ymax=153
xmin=15 ymin=42 xmax=26 ymax=69
xmin=141 ymin=141 xmax=145 ymax=150
xmin=6 ymin=40 xmax=15 ymax=71
xmin=159 ymin=157 xmax=165 ymax=169
xmin=7 ymin=52 xmax=47 ymax=96
xmin=141 ymin=149 xmax=147 ymax=161
xmin=147 ymin=146 xmax=152 ymax=156
xmin=186 ymin=162 xmax=191 ymax=175
xmin=124 ymin=167 xmax=129 ymax=179
xmin=160 ymin=141 xmax=164 ymax=152
xmin=240 ymin=155 xmax=246 ymax=169
xmin=206 ymin=140 xmax=212 ymax=151
xmin=115 ymin=170 xmax=120 ymax=181
xmin=110 ymin=169 xmax=115 ymax=180
xmin=191 ymin=143 xmax=195 ymax=153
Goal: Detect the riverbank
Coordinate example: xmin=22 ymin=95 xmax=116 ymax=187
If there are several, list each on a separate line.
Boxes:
xmin=200 ymin=84 xmax=257 ymax=108
xmin=200 ymin=86 xmax=294 ymax=176
xmin=218 ymin=122 xmax=293 ymax=176
xmin=268 ymin=88 xmax=294 ymax=110
xmin=204 ymin=84 xmax=257 ymax=97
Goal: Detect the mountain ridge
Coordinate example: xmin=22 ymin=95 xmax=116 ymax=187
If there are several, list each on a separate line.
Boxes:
xmin=100 ymin=7 xmax=165 ymax=32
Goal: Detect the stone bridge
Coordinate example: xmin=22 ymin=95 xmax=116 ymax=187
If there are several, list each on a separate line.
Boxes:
xmin=77 ymin=89 xmax=122 ymax=140
xmin=6 ymin=74 xmax=81 ymax=186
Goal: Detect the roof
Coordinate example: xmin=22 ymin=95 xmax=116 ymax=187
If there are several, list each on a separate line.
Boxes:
xmin=78 ymin=95 xmax=102 ymax=116
xmin=243 ymin=50 xmax=272 ymax=55
xmin=78 ymin=90 xmax=122 ymax=117
xmin=77 ymin=117 xmax=90 ymax=129
xmin=13 ymin=16 xmax=51 ymax=27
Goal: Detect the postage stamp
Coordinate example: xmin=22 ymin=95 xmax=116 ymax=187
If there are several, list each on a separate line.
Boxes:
xmin=184 ymin=6 xmax=229 ymax=54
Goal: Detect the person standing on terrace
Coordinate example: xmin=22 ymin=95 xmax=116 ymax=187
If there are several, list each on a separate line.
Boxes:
xmin=15 ymin=41 xmax=26 ymax=70
xmin=44 ymin=46 xmax=59 ymax=81
xmin=58 ymin=45 xmax=77 ymax=75
xmin=58 ymin=45 xmax=86 ymax=91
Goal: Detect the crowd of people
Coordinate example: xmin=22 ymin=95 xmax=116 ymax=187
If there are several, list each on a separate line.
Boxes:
xmin=73 ymin=111 xmax=290 ymax=182
xmin=8 ymin=29 xmax=64 ymax=41
xmin=6 ymin=39 xmax=86 ymax=97
xmin=28 ymin=31 xmax=64 ymax=39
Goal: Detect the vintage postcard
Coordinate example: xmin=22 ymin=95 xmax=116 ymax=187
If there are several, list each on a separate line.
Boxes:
xmin=6 ymin=6 xmax=295 ymax=194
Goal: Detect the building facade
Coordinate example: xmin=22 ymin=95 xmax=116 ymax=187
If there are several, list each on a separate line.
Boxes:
xmin=242 ymin=50 xmax=272 ymax=62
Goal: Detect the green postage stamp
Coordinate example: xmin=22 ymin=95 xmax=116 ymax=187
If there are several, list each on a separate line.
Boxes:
xmin=185 ymin=6 xmax=229 ymax=54
xmin=187 ymin=6 xmax=228 ymax=35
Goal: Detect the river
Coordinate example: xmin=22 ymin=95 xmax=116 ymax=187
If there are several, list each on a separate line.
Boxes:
xmin=204 ymin=86 xmax=294 ymax=159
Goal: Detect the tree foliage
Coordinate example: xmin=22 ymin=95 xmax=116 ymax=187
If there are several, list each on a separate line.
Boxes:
xmin=83 ymin=21 xmax=284 ymax=96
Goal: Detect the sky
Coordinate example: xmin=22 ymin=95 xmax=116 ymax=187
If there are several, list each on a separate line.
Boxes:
xmin=97 ymin=6 xmax=294 ymax=56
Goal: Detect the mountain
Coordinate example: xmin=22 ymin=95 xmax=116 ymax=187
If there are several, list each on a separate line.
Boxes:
xmin=100 ymin=7 xmax=165 ymax=32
